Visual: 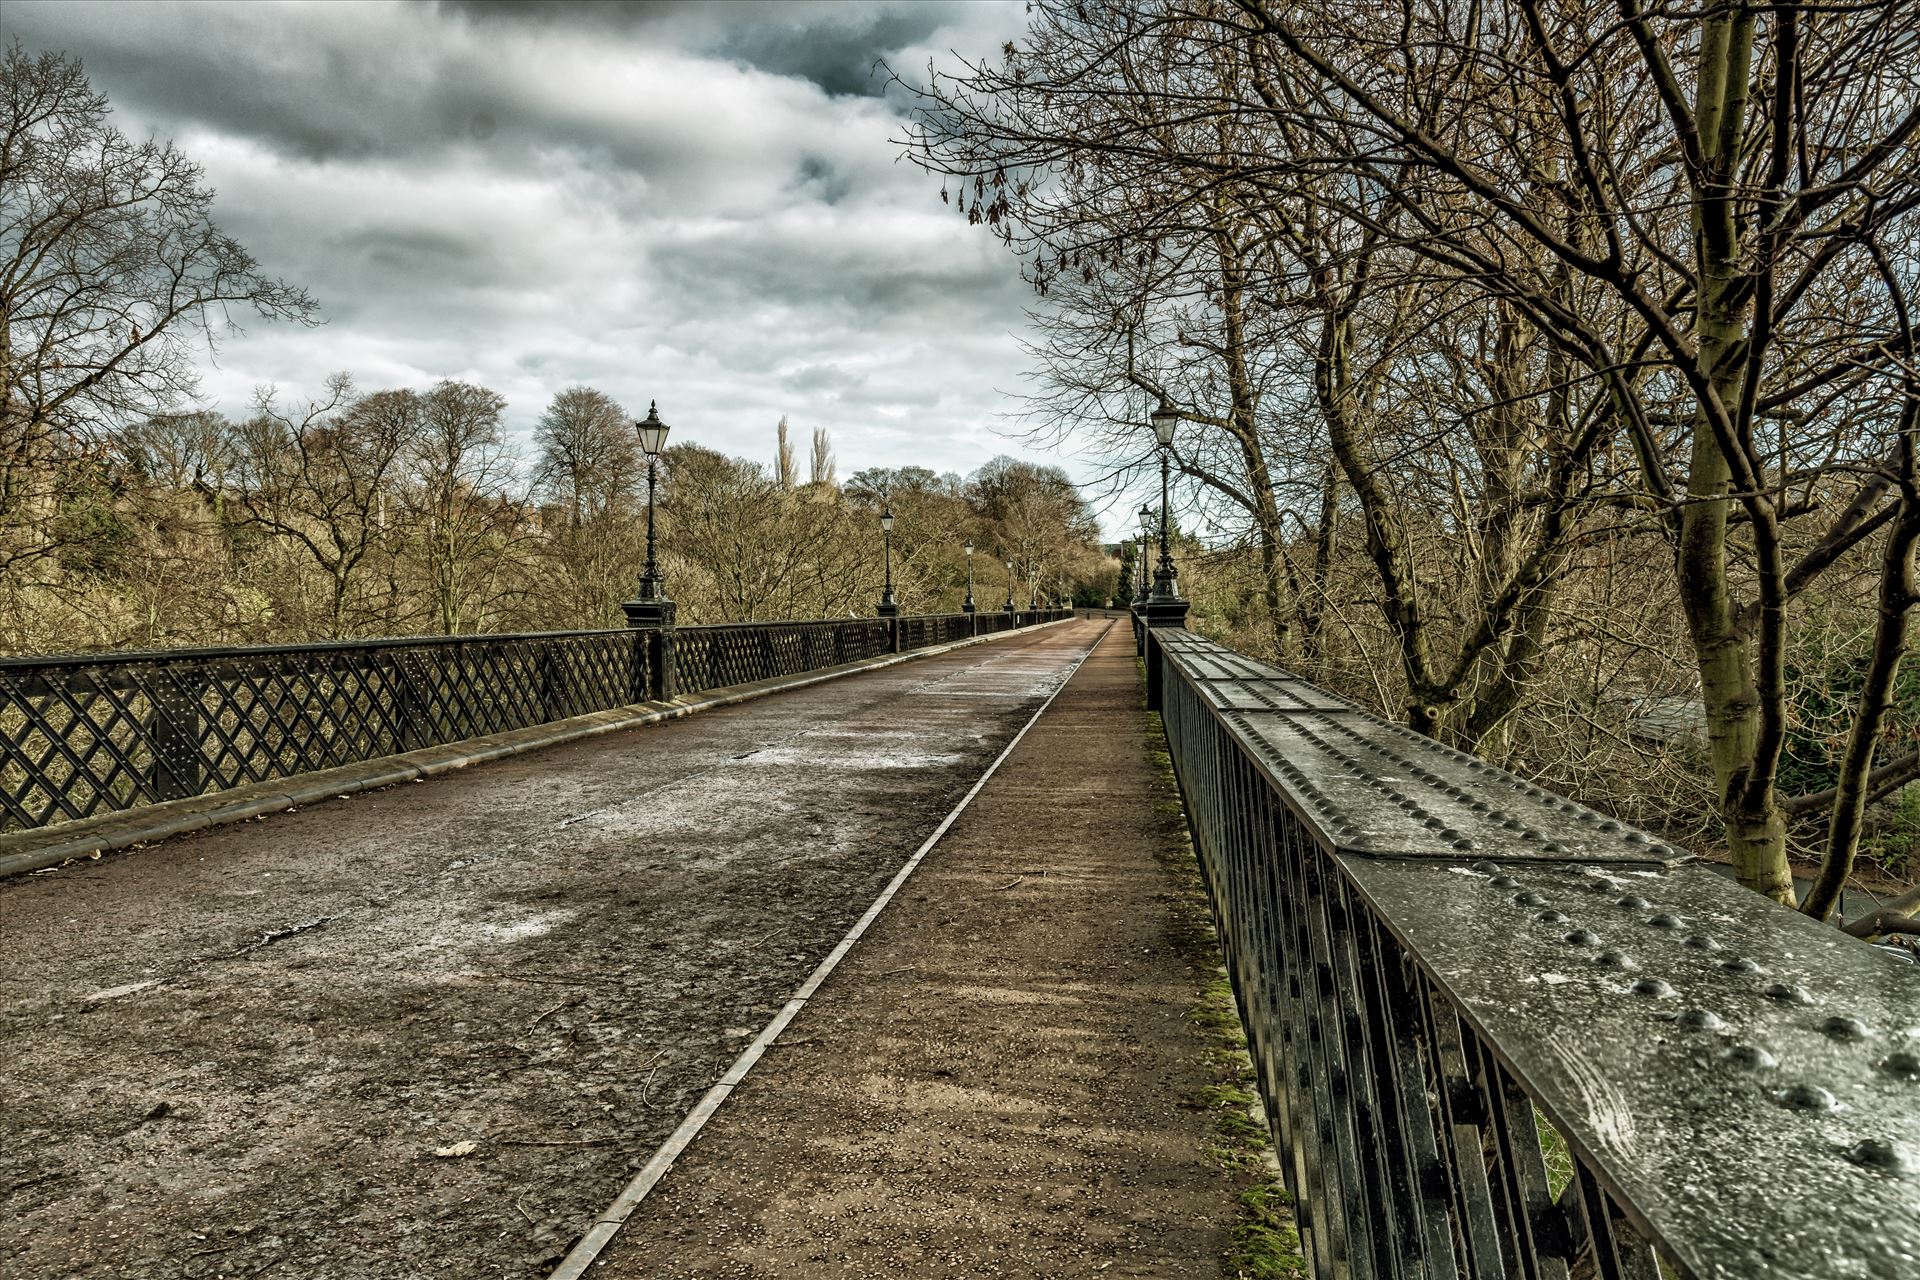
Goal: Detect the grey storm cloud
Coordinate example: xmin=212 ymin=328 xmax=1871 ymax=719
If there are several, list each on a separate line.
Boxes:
xmin=0 ymin=0 xmax=1105 ymax=514
xmin=440 ymin=0 xmax=953 ymax=98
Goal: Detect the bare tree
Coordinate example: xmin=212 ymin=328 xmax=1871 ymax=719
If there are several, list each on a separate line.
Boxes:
xmin=0 ymin=44 xmax=315 ymax=579
xmin=775 ymin=415 xmax=797 ymax=490
xmin=402 ymin=380 xmax=520 ymax=635
xmin=230 ymin=376 xmax=413 ymax=638
xmin=809 ymin=427 xmax=835 ymax=486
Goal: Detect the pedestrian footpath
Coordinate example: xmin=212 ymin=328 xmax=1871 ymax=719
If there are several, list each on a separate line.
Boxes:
xmin=582 ymin=621 xmax=1247 ymax=1278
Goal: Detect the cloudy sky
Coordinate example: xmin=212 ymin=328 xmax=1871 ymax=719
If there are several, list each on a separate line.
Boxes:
xmin=4 ymin=1 xmax=1123 ymax=518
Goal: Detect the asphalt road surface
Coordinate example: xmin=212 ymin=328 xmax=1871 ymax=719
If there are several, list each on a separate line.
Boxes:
xmin=0 ymin=620 xmax=1103 ymax=1279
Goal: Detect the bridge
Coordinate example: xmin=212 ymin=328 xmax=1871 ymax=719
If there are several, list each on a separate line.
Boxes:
xmin=2 ymin=609 xmax=1916 ymax=1279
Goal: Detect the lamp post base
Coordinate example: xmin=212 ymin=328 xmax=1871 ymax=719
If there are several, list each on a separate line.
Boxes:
xmin=1141 ymin=596 xmax=1189 ymax=629
xmin=621 ymin=595 xmax=677 ymax=702
xmin=621 ymin=596 xmax=676 ymax=629
xmin=876 ymin=597 xmax=901 ymax=618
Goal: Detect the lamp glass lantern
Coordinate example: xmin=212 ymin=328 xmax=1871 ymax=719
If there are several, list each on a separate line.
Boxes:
xmin=1151 ymin=404 xmax=1178 ymax=448
xmin=635 ymin=402 xmax=670 ymax=456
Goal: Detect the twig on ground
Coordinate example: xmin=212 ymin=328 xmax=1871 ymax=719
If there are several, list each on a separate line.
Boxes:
xmin=994 ymin=876 xmax=1025 ymax=890
xmin=494 ymin=1136 xmax=615 ymax=1147
xmin=639 ymin=1048 xmax=668 ymax=1104
xmin=202 ymin=917 xmax=334 ymax=962
xmin=873 ymin=964 xmax=918 ymax=976
xmin=529 ymin=997 xmax=582 ymax=1029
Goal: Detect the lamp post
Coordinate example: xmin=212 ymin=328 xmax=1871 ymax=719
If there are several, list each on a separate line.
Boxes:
xmin=1149 ymin=404 xmax=1182 ymax=602
xmin=1004 ymin=558 xmax=1016 ymax=612
xmin=1139 ymin=404 xmax=1190 ymax=681
xmin=876 ymin=508 xmax=900 ymax=618
xmin=1133 ymin=504 xmax=1154 ymax=606
xmin=623 ymin=401 xmax=674 ymax=620
xmin=961 ymin=540 xmax=977 ymax=613
xmin=622 ymin=400 xmax=677 ymax=698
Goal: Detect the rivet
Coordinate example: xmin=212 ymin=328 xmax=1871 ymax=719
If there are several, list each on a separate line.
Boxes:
xmin=1819 ymin=1016 xmax=1875 ymax=1043
xmin=1683 ymin=934 xmax=1723 ymax=951
xmin=1720 ymin=956 xmax=1762 ymax=974
xmin=1469 ymin=860 xmax=1501 ymax=875
xmin=1513 ymin=891 xmax=1549 ymax=908
xmin=1615 ymin=895 xmax=1652 ymax=910
xmin=1773 ymin=1083 xmax=1837 ymax=1112
xmin=1629 ymin=977 xmax=1673 ymax=997
xmin=1672 ymin=1009 xmax=1725 ymax=1031
xmin=1490 ymin=875 xmax=1520 ymax=889
xmin=1844 ymin=1139 xmax=1907 ymax=1173
xmin=1764 ymin=983 xmax=1813 ymax=1005
xmin=1599 ymin=820 xmax=1623 ymax=833
xmin=1593 ymin=950 xmax=1636 ymax=971
xmin=1877 ymin=1052 xmax=1920 ymax=1081
xmin=1535 ymin=909 xmax=1568 ymax=924
xmin=1470 ymin=801 xmax=1490 ymax=812
xmin=1563 ymin=929 xmax=1602 ymax=948
xmin=1501 ymin=819 xmax=1523 ymax=831
xmin=1647 ymin=913 xmax=1684 ymax=929
xmin=1624 ymin=831 xmax=1650 ymax=844
xmin=1721 ymin=1044 xmax=1777 ymax=1071
xmin=1541 ymin=841 xmax=1568 ymax=854
xmin=1488 ymin=810 xmax=1508 ymax=822
xmin=1439 ymin=829 xmax=1463 ymax=843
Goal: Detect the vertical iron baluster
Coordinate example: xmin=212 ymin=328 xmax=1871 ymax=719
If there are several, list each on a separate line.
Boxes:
xmin=1353 ymin=907 xmax=1460 ymax=1278
xmin=1477 ymin=1047 xmax=1574 ymax=1280
xmin=1413 ymin=974 xmax=1509 ymax=1280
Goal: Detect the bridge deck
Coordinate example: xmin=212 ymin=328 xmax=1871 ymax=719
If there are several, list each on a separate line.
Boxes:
xmin=1 ymin=618 xmax=1242 ymax=1278
xmin=583 ymin=618 xmax=1242 ymax=1278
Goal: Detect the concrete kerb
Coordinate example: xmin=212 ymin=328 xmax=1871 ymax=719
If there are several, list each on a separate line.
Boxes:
xmin=0 ymin=618 xmax=1077 ymax=881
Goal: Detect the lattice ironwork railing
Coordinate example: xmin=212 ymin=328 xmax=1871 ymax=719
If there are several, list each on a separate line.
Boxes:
xmin=896 ymin=613 xmax=974 ymax=650
xmin=673 ymin=620 xmax=893 ymax=693
xmin=2 ymin=609 xmax=1077 ymax=835
xmin=0 ymin=630 xmax=644 ymax=833
xmin=1146 ymin=624 xmax=1919 ymax=1280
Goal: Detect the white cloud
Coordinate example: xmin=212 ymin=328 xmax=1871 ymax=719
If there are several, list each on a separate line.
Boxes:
xmin=8 ymin=0 xmax=1128 ymax=523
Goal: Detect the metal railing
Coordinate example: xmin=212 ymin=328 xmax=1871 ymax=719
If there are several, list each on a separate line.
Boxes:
xmin=0 ymin=608 xmax=1072 ymax=835
xmin=1146 ymin=624 xmax=1919 ymax=1280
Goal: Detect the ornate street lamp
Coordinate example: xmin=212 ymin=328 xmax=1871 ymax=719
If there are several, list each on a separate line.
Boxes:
xmin=623 ymin=401 xmax=676 ymax=632
xmin=1149 ymin=404 xmax=1182 ymax=602
xmin=877 ymin=508 xmax=900 ymax=617
xmin=1004 ymin=558 xmax=1016 ymax=612
xmin=962 ymin=540 xmax=977 ymax=613
xmin=1133 ymin=503 xmax=1154 ymax=605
